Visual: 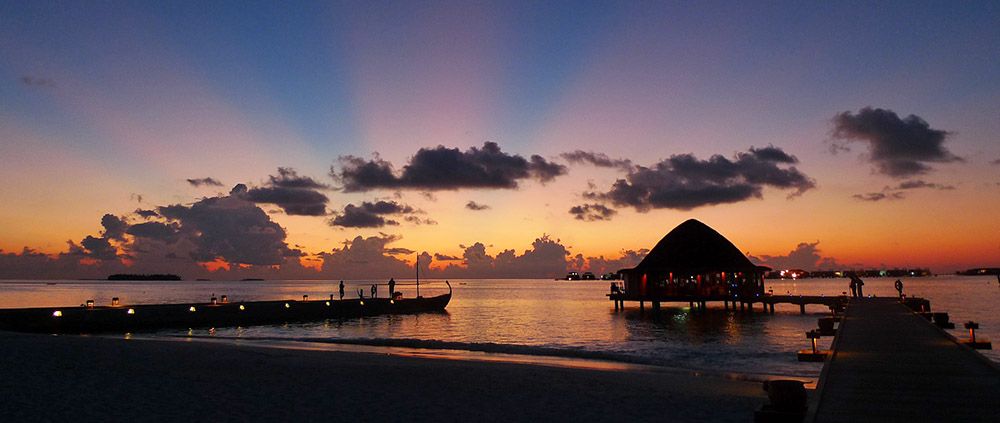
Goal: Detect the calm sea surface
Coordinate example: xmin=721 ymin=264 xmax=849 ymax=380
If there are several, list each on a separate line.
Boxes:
xmin=2 ymin=276 xmax=997 ymax=378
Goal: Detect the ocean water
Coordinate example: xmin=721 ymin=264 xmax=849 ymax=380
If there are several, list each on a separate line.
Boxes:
xmin=1 ymin=276 xmax=997 ymax=378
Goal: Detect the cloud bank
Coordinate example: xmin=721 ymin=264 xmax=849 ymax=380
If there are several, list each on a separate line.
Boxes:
xmin=831 ymin=107 xmax=961 ymax=178
xmin=588 ymin=146 xmax=814 ymax=211
xmin=332 ymin=142 xmax=567 ymax=192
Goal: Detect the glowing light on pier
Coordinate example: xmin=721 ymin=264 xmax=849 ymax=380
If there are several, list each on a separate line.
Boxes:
xmin=239 ymin=304 xmax=246 ymax=311
xmin=127 ymin=308 xmax=135 ymax=315
xmin=189 ymin=306 xmax=196 ymax=312
xmin=284 ymin=303 xmax=290 ymax=309
xmin=52 ymin=310 xmax=62 ymax=317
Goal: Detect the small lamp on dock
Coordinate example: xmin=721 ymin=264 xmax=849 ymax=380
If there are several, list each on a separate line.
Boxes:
xmin=303 ymin=295 xmax=309 ymax=301
xmin=221 ymin=295 xmax=228 ymax=304
xmin=798 ymin=330 xmax=829 ymax=362
xmin=211 ymin=296 xmax=218 ymax=305
xmin=962 ymin=321 xmax=992 ymax=350
xmin=86 ymin=300 xmax=95 ymax=309
xmin=111 ymin=297 xmax=120 ymax=306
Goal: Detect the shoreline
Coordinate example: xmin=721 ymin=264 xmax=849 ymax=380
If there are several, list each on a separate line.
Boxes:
xmin=161 ymin=334 xmax=817 ymax=385
xmin=1 ymin=330 xmax=766 ymax=422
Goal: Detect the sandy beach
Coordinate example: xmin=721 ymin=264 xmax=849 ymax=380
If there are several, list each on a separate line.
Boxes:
xmin=0 ymin=331 xmax=765 ymax=422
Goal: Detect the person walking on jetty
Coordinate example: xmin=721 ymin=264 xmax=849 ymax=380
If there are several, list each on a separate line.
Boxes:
xmin=855 ymin=276 xmax=865 ymax=297
xmin=849 ymin=276 xmax=858 ymax=298
xmin=895 ymin=279 xmax=904 ymax=298
xmin=339 ymin=281 xmax=345 ymax=300
xmin=388 ymin=278 xmax=396 ymax=299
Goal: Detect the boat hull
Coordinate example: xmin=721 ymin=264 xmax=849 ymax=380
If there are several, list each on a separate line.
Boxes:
xmin=0 ymin=294 xmax=451 ymax=334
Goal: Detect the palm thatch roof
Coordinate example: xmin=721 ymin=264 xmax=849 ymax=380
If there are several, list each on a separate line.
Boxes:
xmin=628 ymin=219 xmax=762 ymax=274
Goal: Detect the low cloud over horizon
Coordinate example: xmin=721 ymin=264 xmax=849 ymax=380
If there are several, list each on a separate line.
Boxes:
xmin=332 ymin=142 xmax=567 ymax=192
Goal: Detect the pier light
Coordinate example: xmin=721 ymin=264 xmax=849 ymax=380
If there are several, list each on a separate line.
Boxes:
xmin=221 ymin=295 xmax=228 ymax=303
xmin=360 ymin=300 xmax=365 ymax=306
xmin=127 ymin=308 xmax=135 ymax=315
xmin=390 ymin=300 xmax=395 ymax=305
xmin=52 ymin=310 xmax=62 ymax=317
xmin=86 ymin=300 xmax=95 ymax=309
xmin=239 ymin=304 xmax=246 ymax=311
xmin=189 ymin=306 xmax=196 ymax=312
xmin=325 ymin=301 xmax=331 ymax=306
xmin=284 ymin=303 xmax=290 ymax=309
xmin=303 ymin=295 xmax=309 ymax=301
xmin=111 ymin=297 xmax=120 ymax=306
xmin=211 ymin=297 xmax=218 ymax=305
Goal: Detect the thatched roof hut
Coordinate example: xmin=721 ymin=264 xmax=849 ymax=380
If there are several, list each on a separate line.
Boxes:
xmin=629 ymin=219 xmax=761 ymax=275
xmin=618 ymin=219 xmax=766 ymax=301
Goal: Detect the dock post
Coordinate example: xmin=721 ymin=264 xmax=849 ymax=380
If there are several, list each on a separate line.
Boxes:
xmin=614 ymin=299 xmax=619 ymax=311
xmin=749 ymin=301 xmax=755 ymax=313
xmin=639 ymin=301 xmax=644 ymax=312
xmin=701 ymin=300 xmax=707 ymax=310
xmin=769 ymin=303 xmax=775 ymax=314
xmin=724 ymin=300 xmax=729 ymax=311
xmin=800 ymin=304 xmax=806 ymax=315
xmin=740 ymin=302 xmax=745 ymax=312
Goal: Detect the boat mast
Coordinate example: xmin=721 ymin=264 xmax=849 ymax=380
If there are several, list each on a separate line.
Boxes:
xmin=415 ymin=253 xmax=420 ymax=298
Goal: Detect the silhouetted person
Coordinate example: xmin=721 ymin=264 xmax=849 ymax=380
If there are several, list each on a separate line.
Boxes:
xmin=849 ymin=277 xmax=857 ymax=298
xmin=388 ymin=278 xmax=396 ymax=298
xmin=610 ymin=282 xmax=619 ymax=294
xmin=894 ymin=279 xmax=904 ymax=298
xmin=339 ymin=280 xmax=345 ymax=300
xmin=371 ymin=284 xmax=377 ymax=299
xmin=856 ymin=277 xmax=865 ymax=297
xmin=358 ymin=288 xmax=364 ymax=299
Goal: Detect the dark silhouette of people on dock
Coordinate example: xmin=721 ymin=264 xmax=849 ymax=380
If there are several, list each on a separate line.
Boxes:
xmin=895 ymin=279 xmax=904 ymax=298
xmin=339 ymin=281 xmax=345 ymax=300
xmin=389 ymin=278 xmax=396 ymax=299
xmin=848 ymin=273 xmax=866 ymax=298
xmin=371 ymin=284 xmax=377 ymax=299
xmin=357 ymin=288 xmax=364 ymax=299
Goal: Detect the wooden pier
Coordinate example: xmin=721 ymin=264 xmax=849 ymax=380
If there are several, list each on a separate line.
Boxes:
xmin=609 ymin=293 xmax=851 ymax=314
xmin=810 ymin=298 xmax=1000 ymax=422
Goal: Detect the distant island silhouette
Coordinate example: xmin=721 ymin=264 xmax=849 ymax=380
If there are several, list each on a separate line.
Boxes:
xmin=107 ymin=274 xmax=182 ymax=281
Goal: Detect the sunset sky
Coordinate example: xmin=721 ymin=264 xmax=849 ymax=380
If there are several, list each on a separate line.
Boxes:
xmin=2 ymin=1 xmax=998 ymax=279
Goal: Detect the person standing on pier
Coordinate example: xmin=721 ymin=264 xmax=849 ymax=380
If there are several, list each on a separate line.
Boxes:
xmin=388 ymin=278 xmax=396 ymax=299
xmin=895 ymin=279 xmax=904 ymax=298
xmin=371 ymin=284 xmax=377 ymax=299
xmin=849 ymin=276 xmax=858 ymax=298
xmin=856 ymin=276 xmax=865 ymax=297
xmin=339 ymin=281 xmax=345 ymax=300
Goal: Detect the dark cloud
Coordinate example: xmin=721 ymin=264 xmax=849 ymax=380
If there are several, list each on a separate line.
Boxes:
xmin=20 ymin=76 xmax=56 ymax=88
xmin=990 ymin=158 xmax=1000 ymax=165
xmin=329 ymin=201 xmax=420 ymax=228
xmin=749 ymin=242 xmax=848 ymax=271
xmin=244 ymin=186 xmax=328 ymax=216
xmin=186 ymin=177 xmax=224 ymax=187
xmin=465 ymin=201 xmax=490 ymax=211
xmin=831 ymin=107 xmax=961 ymax=178
xmin=77 ymin=236 xmax=118 ymax=261
xmin=242 ymin=169 xmax=329 ymax=216
xmin=332 ymin=142 xmax=567 ymax=192
xmin=569 ymin=204 xmax=617 ymax=221
xmin=852 ymin=192 xmax=905 ymax=202
xmin=894 ymin=180 xmax=954 ymax=190
xmin=158 ymin=190 xmax=299 ymax=265
xmin=434 ymin=253 xmax=461 ymax=261
xmin=134 ymin=209 xmax=159 ymax=219
xmin=560 ymin=150 xmax=633 ymax=170
xmin=268 ymin=167 xmax=328 ymax=189
xmin=101 ymin=214 xmax=128 ymax=240
xmin=591 ymin=147 xmax=815 ymax=211
xmin=126 ymin=221 xmax=179 ymax=242
xmin=404 ymin=216 xmax=437 ymax=225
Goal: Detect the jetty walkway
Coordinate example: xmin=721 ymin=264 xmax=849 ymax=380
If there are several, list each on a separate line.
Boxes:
xmin=811 ymin=298 xmax=1000 ymax=422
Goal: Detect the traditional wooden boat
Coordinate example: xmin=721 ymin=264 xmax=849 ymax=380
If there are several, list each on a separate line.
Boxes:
xmin=0 ymin=282 xmax=451 ymax=334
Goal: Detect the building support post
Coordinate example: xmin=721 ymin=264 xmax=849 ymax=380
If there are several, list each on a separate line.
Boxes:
xmin=639 ymin=301 xmax=644 ymax=313
xmin=800 ymin=304 xmax=806 ymax=315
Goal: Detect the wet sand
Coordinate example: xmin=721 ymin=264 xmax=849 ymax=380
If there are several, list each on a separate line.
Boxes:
xmin=0 ymin=331 xmax=765 ymax=422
